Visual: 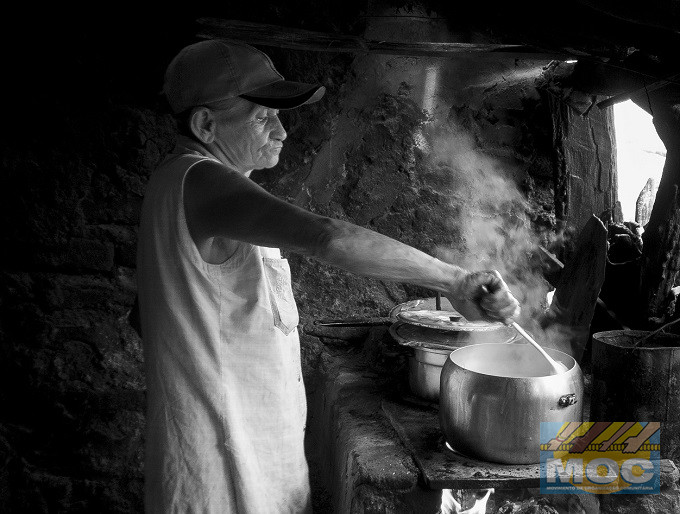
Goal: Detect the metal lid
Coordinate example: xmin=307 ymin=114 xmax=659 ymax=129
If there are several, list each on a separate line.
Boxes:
xmin=389 ymin=320 xmax=517 ymax=351
xmin=388 ymin=297 xmax=455 ymax=319
xmin=396 ymin=309 xmax=506 ymax=332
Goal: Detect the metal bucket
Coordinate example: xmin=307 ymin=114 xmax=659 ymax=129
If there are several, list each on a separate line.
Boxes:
xmin=439 ymin=342 xmax=583 ymax=464
xmin=591 ymin=330 xmax=680 ymax=461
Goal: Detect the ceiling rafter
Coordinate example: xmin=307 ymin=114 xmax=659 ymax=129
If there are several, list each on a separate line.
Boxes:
xmin=196 ymin=18 xmax=573 ymax=59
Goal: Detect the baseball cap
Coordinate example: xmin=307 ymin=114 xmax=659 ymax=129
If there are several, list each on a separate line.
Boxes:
xmin=163 ymin=39 xmax=326 ymax=113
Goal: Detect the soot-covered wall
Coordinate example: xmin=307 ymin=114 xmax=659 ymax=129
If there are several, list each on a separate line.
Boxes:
xmin=0 ymin=6 xmax=611 ymax=512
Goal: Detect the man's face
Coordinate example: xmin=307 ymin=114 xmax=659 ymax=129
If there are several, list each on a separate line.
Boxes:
xmin=213 ymin=100 xmax=287 ymax=173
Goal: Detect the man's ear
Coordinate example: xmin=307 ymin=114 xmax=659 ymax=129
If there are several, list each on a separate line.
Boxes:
xmin=189 ymin=107 xmax=216 ymax=144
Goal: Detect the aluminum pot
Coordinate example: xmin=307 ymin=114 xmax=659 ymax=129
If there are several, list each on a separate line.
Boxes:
xmin=439 ymin=342 xmax=583 ymax=464
xmin=409 ymin=347 xmax=452 ymax=402
xmin=396 ymin=322 xmax=518 ymax=402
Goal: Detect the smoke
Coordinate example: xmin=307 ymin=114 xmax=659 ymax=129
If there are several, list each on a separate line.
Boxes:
xmin=429 ymin=127 xmax=552 ymax=326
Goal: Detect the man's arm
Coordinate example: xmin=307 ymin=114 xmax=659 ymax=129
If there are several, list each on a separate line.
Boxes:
xmin=184 ymin=160 xmax=519 ymax=321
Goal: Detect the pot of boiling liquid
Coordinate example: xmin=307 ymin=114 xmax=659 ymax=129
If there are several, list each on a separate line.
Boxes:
xmin=439 ymin=342 xmax=583 ymax=464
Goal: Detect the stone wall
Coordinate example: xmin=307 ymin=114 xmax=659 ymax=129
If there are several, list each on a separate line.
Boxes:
xmin=1 ymin=13 xmax=192 ymax=513
xmin=1 ymin=6 xmax=588 ymax=513
xmin=0 ymin=97 xmax=176 ymax=513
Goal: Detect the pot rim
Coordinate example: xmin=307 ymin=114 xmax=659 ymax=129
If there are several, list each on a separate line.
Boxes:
xmin=593 ymin=329 xmax=680 ymax=352
xmin=446 ymin=342 xmax=578 ymax=380
xmin=413 ymin=346 xmax=455 ymax=356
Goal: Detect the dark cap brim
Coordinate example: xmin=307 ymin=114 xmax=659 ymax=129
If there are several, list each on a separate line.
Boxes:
xmin=240 ymin=80 xmax=326 ymax=109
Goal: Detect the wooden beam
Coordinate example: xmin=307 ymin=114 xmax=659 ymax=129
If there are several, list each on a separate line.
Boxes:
xmin=596 ymin=72 xmax=680 ymax=109
xmin=196 ymin=18 xmax=572 ymax=59
xmin=641 ymin=186 xmax=680 ymax=322
xmin=575 ymin=0 xmax=680 ymax=37
xmin=540 ymin=215 xmax=608 ymax=362
xmin=539 ymin=245 xmax=629 ymax=330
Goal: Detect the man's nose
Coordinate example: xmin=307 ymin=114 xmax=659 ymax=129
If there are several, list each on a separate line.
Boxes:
xmin=271 ymin=116 xmax=287 ymax=141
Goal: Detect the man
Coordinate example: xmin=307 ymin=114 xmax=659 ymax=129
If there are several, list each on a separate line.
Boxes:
xmin=136 ymin=39 xmax=520 ymax=513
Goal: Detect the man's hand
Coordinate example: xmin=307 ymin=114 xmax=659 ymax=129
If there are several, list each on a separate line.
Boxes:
xmin=445 ymin=270 xmax=520 ymax=323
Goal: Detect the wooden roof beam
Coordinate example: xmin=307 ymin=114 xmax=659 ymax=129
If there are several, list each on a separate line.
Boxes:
xmin=196 ymin=18 xmax=575 ymax=59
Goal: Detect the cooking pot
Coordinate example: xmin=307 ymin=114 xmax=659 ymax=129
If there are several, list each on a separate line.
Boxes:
xmin=439 ymin=342 xmax=583 ymax=464
xmin=397 ymin=324 xmax=517 ymax=401
xmin=591 ymin=330 xmax=680 ymax=461
xmin=409 ymin=347 xmax=453 ymax=402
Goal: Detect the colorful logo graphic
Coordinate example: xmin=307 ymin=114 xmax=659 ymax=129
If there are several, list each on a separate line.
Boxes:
xmin=540 ymin=422 xmax=660 ymax=494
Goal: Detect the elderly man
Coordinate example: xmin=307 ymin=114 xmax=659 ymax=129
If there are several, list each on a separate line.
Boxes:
xmin=136 ymin=40 xmax=520 ymax=513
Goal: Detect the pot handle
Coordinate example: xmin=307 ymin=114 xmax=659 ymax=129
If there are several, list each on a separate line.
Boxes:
xmin=505 ymin=332 xmax=524 ymax=344
xmin=558 ymin=393 xmax=577 ymax=407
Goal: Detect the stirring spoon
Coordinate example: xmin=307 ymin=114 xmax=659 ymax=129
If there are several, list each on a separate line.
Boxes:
xmin=509 ymin=321 xmax=567 ymax=375
xmin=477 ymin=282 xmax=567 ymax=374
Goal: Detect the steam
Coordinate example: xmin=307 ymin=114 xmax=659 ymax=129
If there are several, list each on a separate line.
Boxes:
xmin=429 ymin=127 xmax=552 ymax=328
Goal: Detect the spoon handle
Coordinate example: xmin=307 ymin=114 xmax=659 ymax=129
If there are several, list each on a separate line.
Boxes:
xmin=509 ymin=322 xmax=563 ymax=373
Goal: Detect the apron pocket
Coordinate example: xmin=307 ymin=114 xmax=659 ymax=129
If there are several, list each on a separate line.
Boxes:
xmin=263 ymin=257 xmax=300 ymax=335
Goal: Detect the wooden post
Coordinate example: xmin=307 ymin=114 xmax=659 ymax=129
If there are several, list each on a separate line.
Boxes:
xmin=637 ymin=88 xmax=680 ymax=324
xmin=640 ymin=185 xmax=680 ymax=322
xmin=547 ymin=94 xmax=618 ymax=234
xmin=540 ymin=215 xmax=608 ymax=362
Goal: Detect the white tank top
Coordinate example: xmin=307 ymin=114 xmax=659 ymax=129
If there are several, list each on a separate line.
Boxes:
xmin=137 ymin=149 xmax=310 ymax=513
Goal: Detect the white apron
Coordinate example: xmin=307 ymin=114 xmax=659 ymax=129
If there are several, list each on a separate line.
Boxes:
xmin=137 ymin=149 xmax=310 ymax=513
